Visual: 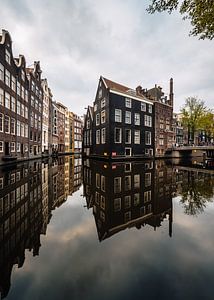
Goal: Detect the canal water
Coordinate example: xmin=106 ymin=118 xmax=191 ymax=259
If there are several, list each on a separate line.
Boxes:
xmin=0 ymin=156 xmax=214 ymax=300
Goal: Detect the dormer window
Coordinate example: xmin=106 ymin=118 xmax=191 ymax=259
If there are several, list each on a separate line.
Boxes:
xmin=5 ymin=49 xmax=11 ymax=64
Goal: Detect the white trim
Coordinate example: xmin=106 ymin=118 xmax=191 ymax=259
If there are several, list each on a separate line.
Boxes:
xmin=109 ymin=89 xmax=153 ymax=105
xmin=101 ymin=77 xmax=108 ymax=89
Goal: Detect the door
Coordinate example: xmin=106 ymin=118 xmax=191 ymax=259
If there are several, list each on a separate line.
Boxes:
xmin=5 ymin=142 xmax=10 ymax=155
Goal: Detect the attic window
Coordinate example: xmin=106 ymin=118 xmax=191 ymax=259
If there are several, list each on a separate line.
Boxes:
xmin=5 ymin=49 xmax=11 ymax=64
xmin=98 ymin=88 xmax=102 ymax=99
xmin=21 ymin=70 xmax=25 ymax=82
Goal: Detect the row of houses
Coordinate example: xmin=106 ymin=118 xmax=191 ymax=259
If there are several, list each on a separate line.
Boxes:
xmin=83 ymin=76 xmax=174 ymax=159
xmin=0 ymin=29 xmax=83 ymax=165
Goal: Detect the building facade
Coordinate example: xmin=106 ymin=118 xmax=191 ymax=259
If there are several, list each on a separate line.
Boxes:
xmin=41 ymin=78 xmax=52 ymax=155
xmin=73 ymin=113 xmax=83 ymax=153
xmin=83 ymin=76 xmax=155 ymax=159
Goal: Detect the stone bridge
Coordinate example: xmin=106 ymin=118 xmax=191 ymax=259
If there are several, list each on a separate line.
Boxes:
xmin=166 ymin=146 xmax=214 ymax=159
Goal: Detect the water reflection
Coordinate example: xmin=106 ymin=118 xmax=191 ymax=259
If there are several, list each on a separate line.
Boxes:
xmin=83 ymin=159 xmax=214 ymax=241
xmin=0 ymin=156 xmax=82 ymax=299
xmin=0 ymin=156 xmax=214 ymax=299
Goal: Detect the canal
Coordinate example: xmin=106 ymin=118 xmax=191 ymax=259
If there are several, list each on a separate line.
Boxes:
xmin=0 ymin=156 xmax=214 ymax=300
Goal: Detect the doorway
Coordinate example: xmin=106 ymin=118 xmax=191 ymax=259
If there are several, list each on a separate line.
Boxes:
xmin=5 ymin=142 xmax=9 ymax=155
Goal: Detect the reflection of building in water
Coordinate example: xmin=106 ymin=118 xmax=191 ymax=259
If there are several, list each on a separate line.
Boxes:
xmin=83 ymin=159 xmax=173 ymax=241
xmin=73 ymin=156 xmax=82 ymax=192
xmin=0 ymin=161 xmax=43 ymax=299
xmin=0 ymin=155 xmax=82 ymax=299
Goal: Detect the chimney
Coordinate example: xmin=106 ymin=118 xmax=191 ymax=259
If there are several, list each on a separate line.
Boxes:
xmin=136 ymin=85 xmax=143 ymax=95
xmin=169 ymin=78 xmax=174 ymax=107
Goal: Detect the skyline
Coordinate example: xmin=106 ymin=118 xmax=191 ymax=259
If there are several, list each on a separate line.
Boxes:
xmin=0 ymin=0 xmax=213 ymax=115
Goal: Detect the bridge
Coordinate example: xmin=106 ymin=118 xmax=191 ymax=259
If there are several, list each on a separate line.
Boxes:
xmin=166 ymin=146 xmax=214 ymax=159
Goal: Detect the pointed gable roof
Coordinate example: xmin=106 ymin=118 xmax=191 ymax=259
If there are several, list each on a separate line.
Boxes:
xmin=102 ymin=77 xmax=130 ymax=93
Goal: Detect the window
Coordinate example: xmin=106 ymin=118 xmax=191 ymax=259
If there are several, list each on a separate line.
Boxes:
xmin=25 ymin=124 xmax=28 ymax=138
xmin=101 ymin=110 xmax=106 ymax=124
xmin=98 ymin=88 xmax=102 ymax=98
xmin=5 ymin=49 xmax=11 ymax=64
xmin=114 ymin=177 xmax=121 ymax=193
xmin=10 ymin=142 xmax=15 ymax=152
xmin=144 ymin=190 xmax=151 ymax=203
xmin=125 ymin=97 xmax=132 ymax=108
xmin=125 ymin=148 xmax=131 ymax=156
xmin=134 ymin=113 xmax=140 ymax=125
xmin=4 ymin=115 xmax=10 ymax=133
xmin=124 ymin=176 xmax=131 ymax=191
xmin=101 ymin=175 xmax=105 ymax=192
xmin=0 ymin=63 xmax=4 ymax=81
xmin=100 ymin=195 xmax=105 ymax=210
xmin=96 ymin=113 xmax=100 ymax=126
xmin=114 ymin=128 xmax=122 ymax=143
xmin=96 ymin=173 xmax=100 ymax=188
xmin=17 ymin=142 xmax=21 ymax=152
xmin=101 ymin=98 xmax=106 ymax=108
xmin=124 ymin=195 xmax=131 ymax=209
xmin=5 ymin=70 xmax=10 ymax=87
xmin=141 ymin=102 xmax=146 ymax=111
xmin=21 ymin=104 xmax=25 ymax=117
xmin=145 ymin=115 xmax=152 ymax=127
xmin=0 ymin=88 xmax=3 ymax=106
xmin=148 ymin=104 xmax=152 ymax=113
xmin=11 ymin=118 xmax=15 ymax=134
xmin=96 ymin=129 xmax=100 ymax=144
xmin=25 ymin=106 xmax=28 ymax=119
xmin=17 ymin=121 xmax=20 ymax=136
xmin=21 ymin=70 xmax=25 ymax=81
xmin=134 ymin=174 xmax=140 ymax=188
xmin=124 ymin=211 xmax=131 ymax=223
xmin=94 ymin=104 xmax=97 ymax=112
xmin=86 ymin=119 xmax=90 ymax=129
xmin=125 ymin=129 xmax=131 ymax=144
xmin=17 ymin=81 xmax=21 ymax=96
xmin=21 ymin=123 xmax=24 ymax=137
xmin=145 ymin=131 xmax=151 ymax=145
xmin=0 ymin=141 xmax=3 ymax=152
xmin=11 ymin=76 xmax=16 ymax=91
xmin=101 ymin=128 xmax=106 ymax=144
xmin=145 ymin=173 xmax=151 ymax=187
xmin=5 ymin=92 xmax=10 ymax=109
xmin=125 ymin=111 xmax=131 ymax=124
xmin=115 ymin=109 xmax=122 ymax=122
xmin=134 ymin=130 xmax=140 ymax=144
xmin=114 ymin=198 xmax=121 ymax=212
xmin=134 ymin=193 xmax=140 ymax=206
xmin=11 ymin=97 xmax=16 ymax=112
xmin=159 ymin=138 xmax=164 ymax=145
xmin=17 ymin=100 xmax=21 ymax=115
xmin=0 ymin=114 xmax=3 ymax=132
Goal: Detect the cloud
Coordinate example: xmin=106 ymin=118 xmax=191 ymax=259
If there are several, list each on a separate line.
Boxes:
xmin=0 ymin=0 xmax=213 ymax=115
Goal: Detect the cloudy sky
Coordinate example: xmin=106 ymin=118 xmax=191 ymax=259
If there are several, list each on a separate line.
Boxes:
xmin=0 ymin=0 xmax=213 ymax=115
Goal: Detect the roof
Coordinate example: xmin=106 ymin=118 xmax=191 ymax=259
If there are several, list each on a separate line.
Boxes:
xmin=102 ymin=77 xmax=130 ymax=93
xmin=101 ymin=76 xmax=151 ymax=103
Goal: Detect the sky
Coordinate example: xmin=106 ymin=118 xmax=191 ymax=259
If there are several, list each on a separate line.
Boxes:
xmin=0 ymin=0 xmax=213 ymax=115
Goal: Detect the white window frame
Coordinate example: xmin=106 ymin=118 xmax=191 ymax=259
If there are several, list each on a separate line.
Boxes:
xmin=134 ymin=130 xmax=140 ymax=144
xmin=101 ymin=110 xmax=106 ymax=124
xmin=10 ymin=142 xmax=15 ymax=152
xmin=141 ymin=102 xmax=146 ymax=111
xmin=145 ymin=131 xmax=151 ymax=145
xmin=114 ymin=127 xmax=122 ymax=143
xmin=134 ymin=113 xmax=140 ymax=125
xmin=115 ymin=109 xmax=122 ymax=122
xmin=96 ymin=129 xmax=100 ymax=144
xmin=125 ymin=129 xmax=131 ymax=144
xmin=96 ymin=113 xmax=100 ymax=126
xmin=101 ymin=128 xmax=106 ymax=144
xmin=0 ymin=113 xmax=3 ymax=132
xmin=125 ymin=111 xmax=131 ymax=124
xmin=0 ymin=88 xmax=4 ymax=106
xmin=125 ymin=97 xmax=132 ymax=108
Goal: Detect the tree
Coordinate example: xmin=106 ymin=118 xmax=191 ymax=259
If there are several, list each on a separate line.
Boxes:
xmin=198 ymin=111 xmax=214 ymax=143
xmin=181 ymin=97 xmax=207 ymax=144
xmin=147 ymin=0 xmax=214 ymax=40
